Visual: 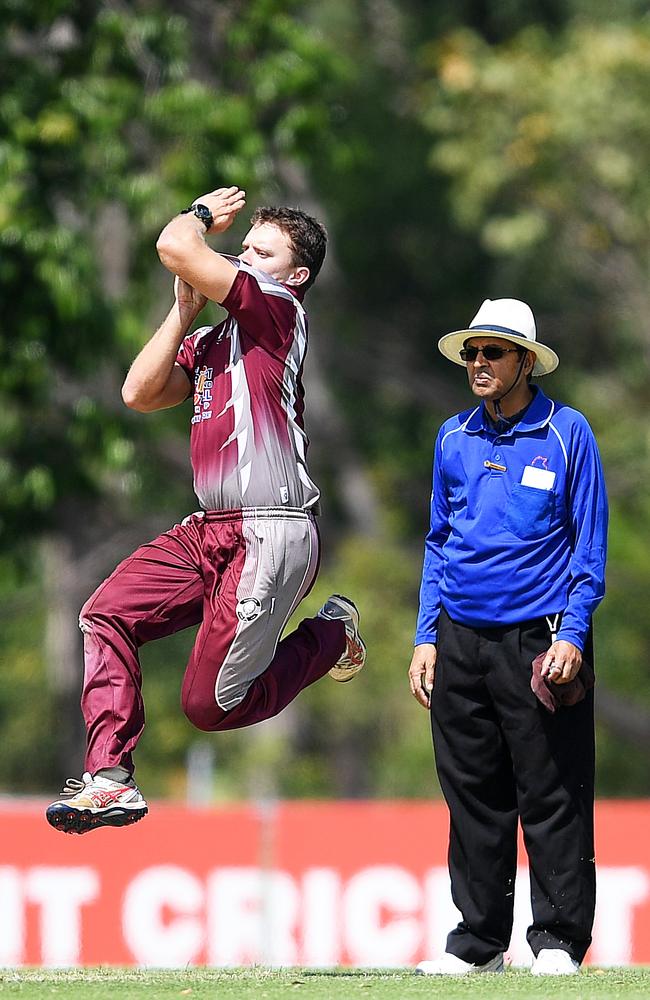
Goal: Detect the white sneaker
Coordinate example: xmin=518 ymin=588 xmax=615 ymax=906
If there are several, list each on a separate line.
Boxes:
xmin=46 ymin=772 xmax=148 ymax=834
xmin=317 ymin=594 xmax=367 ymax=682
xmin=530 ymin=949 xmax=579 ymax=976
xmin=415 ymin=952 xmax=504 ymax=976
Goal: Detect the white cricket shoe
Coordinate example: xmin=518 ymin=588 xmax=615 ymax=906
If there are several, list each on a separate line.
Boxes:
xmin=415 ymin=952 xmax=504 ymax=976
xmin=530 ymin=949 xmax=580 ymax=975
xmin=46 ymin=772 xmax=148 ymax=834
xmin=317 ymin=594 xmax=367 ymax=682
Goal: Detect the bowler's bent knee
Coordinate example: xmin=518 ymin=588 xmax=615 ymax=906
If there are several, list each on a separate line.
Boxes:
xmin=181 ymin=689 xmax=232 ymax=732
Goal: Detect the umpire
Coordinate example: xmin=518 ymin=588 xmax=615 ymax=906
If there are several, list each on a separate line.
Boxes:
xmin=409 ymin=298 xmax=608 ymax=977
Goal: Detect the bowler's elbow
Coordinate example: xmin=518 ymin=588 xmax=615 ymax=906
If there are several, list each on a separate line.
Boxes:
xmin=156 ymin=232 xmax=178 ymax=272
xmin=121 ymin=378 xmax=153 ymax=413
xmin=156 ymin=228 xmax=192 ymax=273
xmin=121 ymin=381 xmax=141 ymax=411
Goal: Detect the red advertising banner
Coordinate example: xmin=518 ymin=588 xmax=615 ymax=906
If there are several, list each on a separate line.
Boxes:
xmin=1 ymin=799 xmax=649 ymax=967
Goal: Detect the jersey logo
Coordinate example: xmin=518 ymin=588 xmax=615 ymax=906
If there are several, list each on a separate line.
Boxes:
xmin=236 ymin=597 xmax=263 ymax=622
xmin=192 ymin=365 xmax=214 ymax=424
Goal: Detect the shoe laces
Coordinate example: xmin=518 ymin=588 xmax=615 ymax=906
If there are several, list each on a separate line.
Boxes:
xmin=58 ymin=772 xmax=93 ymax=797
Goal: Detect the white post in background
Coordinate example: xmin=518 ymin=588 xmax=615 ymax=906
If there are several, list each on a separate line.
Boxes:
xmin=186 ymin=742 xmax=215 ymax=806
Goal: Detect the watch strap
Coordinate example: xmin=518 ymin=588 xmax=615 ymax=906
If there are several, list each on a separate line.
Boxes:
xmin=180 ymin=202 xmax=214 ymax=231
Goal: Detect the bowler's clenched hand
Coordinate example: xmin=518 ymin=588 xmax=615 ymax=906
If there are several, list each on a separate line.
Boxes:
xmin=174 ymin=276 xmax=207 ymax=318
xmin=192 ymin=186 xmax=247 ymax=234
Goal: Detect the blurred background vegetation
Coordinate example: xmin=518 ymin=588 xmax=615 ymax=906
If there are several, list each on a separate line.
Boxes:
xmin=1 ymin=0 xmax=649 ymax=802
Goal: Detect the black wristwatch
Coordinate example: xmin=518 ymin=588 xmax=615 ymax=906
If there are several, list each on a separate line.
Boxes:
xmin=180 ymin=202 xmax=214 ymax=231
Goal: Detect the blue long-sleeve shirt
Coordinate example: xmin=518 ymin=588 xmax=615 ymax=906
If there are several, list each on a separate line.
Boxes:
xmin=415 ymin=387 xmax=608 ymax=651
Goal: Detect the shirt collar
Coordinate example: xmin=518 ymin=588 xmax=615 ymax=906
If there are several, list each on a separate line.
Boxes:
xmin=463 ymin=386 xmax=554 ymax=436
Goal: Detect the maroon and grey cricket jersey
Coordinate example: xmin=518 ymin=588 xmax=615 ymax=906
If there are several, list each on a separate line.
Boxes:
xmin=176 ymin=259 xmax=320 ymax=513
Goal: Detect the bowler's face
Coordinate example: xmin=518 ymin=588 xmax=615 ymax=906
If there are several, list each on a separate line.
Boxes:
xmin=464 ymin=337 xmax=528 ymax=401
xmin=239 ymin=223 xmax=297 ymax=282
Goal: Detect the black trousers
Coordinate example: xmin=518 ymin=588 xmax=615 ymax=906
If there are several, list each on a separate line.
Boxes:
xmin=431 ymin=608 xmax=595 ymax=964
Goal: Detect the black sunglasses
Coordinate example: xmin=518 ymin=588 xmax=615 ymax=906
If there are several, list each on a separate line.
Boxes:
xmin=459 ymin=345 xmax=522 ymax=362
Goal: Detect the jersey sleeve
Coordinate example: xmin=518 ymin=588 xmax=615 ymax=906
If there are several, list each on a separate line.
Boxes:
xmin=175 ymin=330 xmax=198 ymax=378
xmin=414 ymin=427 xmax=452 ymax=646
xmin=557 ymin=414 xmax=609 ymax=649
xmin=221 ymin=268 xmax=300 ymax=355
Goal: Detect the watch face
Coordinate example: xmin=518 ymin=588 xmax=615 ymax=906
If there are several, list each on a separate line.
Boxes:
xmin=194 ymin=203 xmax=213 ymax=228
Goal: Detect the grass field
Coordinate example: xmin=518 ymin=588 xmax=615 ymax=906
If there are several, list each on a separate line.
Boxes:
xmin=1 ymin=968 xmax=650 ymax=999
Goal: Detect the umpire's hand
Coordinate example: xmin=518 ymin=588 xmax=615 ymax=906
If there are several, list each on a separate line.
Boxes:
xmin=409 ymin=643 xmax=436 ymax=708
xmin=541 ymin=640 xmax=583 ymax=684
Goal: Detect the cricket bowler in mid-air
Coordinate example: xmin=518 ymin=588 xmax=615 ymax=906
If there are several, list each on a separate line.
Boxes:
xmin=47 ymin=185 xmax=366 ymax=834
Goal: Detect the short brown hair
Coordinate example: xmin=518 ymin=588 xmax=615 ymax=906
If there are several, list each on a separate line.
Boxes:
xmin=250 ymin=206 xmax=327 ymax=291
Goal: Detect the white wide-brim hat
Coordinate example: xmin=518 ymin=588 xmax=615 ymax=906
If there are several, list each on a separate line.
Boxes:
xmin=438 ymin=298 xmax=559 ymax=376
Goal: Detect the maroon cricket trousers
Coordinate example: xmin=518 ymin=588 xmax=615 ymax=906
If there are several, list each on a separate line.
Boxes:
xmin=79 ymin=508 xmax=345 ymax=775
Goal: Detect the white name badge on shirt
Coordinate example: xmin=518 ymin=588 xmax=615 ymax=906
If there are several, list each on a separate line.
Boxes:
xmin=520 ymin=465 xmax=556 ymax=490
